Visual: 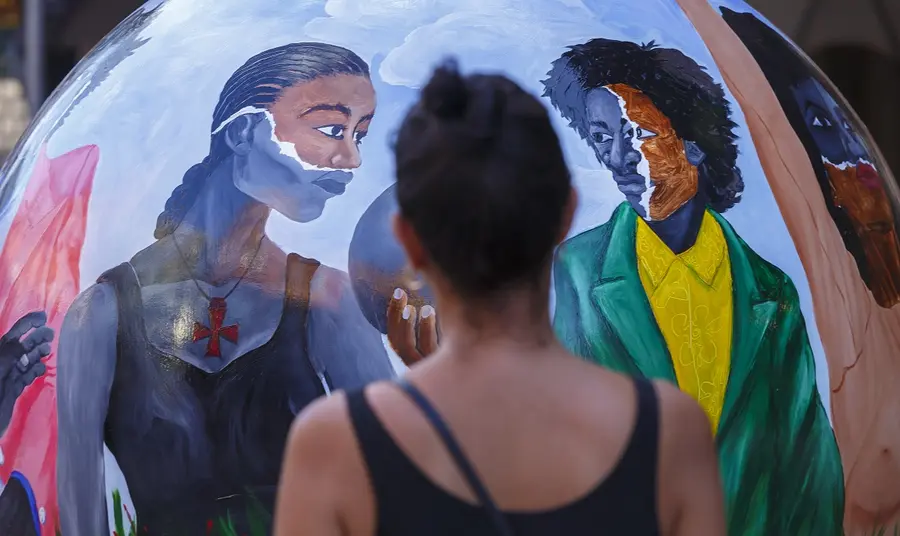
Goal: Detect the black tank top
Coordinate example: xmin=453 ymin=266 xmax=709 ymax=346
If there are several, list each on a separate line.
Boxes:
xmin=347 ymin=378 xmax=662 ymax=535
xmin=99 ymin=253 xmax=324 ymax=535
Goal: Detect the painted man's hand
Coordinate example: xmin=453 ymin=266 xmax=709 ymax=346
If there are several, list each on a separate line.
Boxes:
xmin=0 ymin=311 xmax=52 ymax=435
xmin=387 ymin=289 xmax=438 ymax=367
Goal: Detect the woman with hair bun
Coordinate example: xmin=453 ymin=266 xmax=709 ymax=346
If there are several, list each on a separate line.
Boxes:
xmin=275 ymin=61 xmax=725 ymax=536
xmin=56 ymin=42 xmax=395 ymax=535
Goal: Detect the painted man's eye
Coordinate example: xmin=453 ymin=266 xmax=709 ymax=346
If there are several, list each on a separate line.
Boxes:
xmin=593 ymin=132 xmax=613 ymax=144
xmin=315 ymin=125 xmax=346 ymax=139
xmin=811 ymin=115 xmax=833 ymax=128
xmin=636 ymin=127 xmax=657 ymax=140
xmin=355 ymin=130 xmax=368 ymax=146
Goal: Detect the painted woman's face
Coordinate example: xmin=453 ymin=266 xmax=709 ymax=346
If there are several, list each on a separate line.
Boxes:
xmin=791 ymin=78 xmax=868 ymax=168
xmin=790 ymin=76 xmax=900 ymax=307
xmin=789 ymin=77 xmax=891 ymax=220
xmin=235 ymin=73 xmax=376 ymax=223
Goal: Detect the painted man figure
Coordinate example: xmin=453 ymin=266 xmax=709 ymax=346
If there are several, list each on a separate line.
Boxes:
xmin=543 ymin=39 xmax=843 ymax=535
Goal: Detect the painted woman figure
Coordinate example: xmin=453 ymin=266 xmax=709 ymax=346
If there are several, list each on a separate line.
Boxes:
xmin=720 ymin=8 xmax=900 ymax=309
xmin=56 ymin=42 xmax=395 ymax=535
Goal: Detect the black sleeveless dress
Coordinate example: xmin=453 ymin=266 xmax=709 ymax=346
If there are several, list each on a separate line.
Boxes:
xmin=99 ymin=253 xmax=324 ymax=535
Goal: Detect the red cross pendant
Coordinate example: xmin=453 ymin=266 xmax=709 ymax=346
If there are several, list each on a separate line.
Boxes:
xmin=193 ymin=297 xmax=239 ymax=358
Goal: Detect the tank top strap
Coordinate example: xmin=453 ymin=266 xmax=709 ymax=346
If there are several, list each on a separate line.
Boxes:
xmin=346 ymin=388 xmax=425 ymax=518
xmin=614 ymin=378 xmax=660 ymax=492
xmin=281 ymin=253 xmax=320 ymax=341
xmin=96 ymin=262 xmax=145 ymax=348
xmin=267 ymin=253 xmax=327 ymax=400
xmin=284 ymin=253 xmax=320 ymax=309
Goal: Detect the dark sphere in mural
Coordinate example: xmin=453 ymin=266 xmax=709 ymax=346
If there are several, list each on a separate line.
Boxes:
xmin=349 ymin=183 xmax=435 ymax=334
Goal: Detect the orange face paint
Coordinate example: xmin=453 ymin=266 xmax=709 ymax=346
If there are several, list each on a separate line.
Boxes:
xmin=607 ymin=84 xmax=698 ymax=220
xmin=823 ymin=160 xmax=900 ymax=307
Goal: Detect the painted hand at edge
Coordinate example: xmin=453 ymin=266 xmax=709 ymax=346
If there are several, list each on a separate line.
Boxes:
xmin=387 ymin=288 xmax=438 ymax=367
xmin=0 ymin=311 xmax=52 ymax=436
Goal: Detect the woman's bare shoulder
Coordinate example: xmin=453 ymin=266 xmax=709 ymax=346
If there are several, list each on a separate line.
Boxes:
xmin=285 ymin=381 xmax=396 ymax=468
xmin=652 ymin=378 xmax=718 ymax=486
xmin=287 ymin=391 xmax=355 ymax=456
xmin=280 ymin=386 xmax=381 ymax=533
xmin=651 ymin=379 xmax=711 ymax=441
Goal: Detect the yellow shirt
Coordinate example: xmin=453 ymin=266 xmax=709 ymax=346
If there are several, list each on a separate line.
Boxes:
xmin=636 ymin=211 xmax=733 ymax=434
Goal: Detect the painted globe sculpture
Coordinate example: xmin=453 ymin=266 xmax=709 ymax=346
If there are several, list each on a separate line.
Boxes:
xmin=0 ymin=0 xmax=897 ymax=534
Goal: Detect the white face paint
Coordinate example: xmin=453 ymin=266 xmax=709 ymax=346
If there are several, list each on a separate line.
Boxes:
xmin=822 ymin=155 xmax=875 ymax=169
xmin=213 ymin=105 xmax=354 ymax=223
xmin=608 ymin=89 xmax=655 ymax=219
xmin=212 ymin=105 xmax=342 ymax=172
xmin=822 ymin=156 xmax=851 ymax=170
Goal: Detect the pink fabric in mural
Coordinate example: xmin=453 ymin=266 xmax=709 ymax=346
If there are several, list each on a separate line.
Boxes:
xmin=0 ymin=143 xmax=98 ymax=534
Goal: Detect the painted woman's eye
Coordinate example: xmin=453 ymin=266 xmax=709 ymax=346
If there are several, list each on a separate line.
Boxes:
xmin=636 ymin=127 xmax=657 ymax=140
xmin=355 ymin=130 xmax=368 ymax=146
xmin=811 ymin=115 xmax=832 ymax=128
xmin=593 ymin=132 xmax=613 ymax=144
xmin=315 ymin=125 xmax=346 ymax=139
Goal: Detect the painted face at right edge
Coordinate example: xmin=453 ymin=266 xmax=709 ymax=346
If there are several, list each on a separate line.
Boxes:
xmin=584 ymin=84 xmax=703 ymax=221
xmin=790 ymin=77 xmax=900 ymax=307
xmin=790 ymin=77 xmax=896 ymax=227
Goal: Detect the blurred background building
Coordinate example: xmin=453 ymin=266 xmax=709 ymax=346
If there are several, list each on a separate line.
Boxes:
xmin=0 ymin=0 xmax=895 ymax=168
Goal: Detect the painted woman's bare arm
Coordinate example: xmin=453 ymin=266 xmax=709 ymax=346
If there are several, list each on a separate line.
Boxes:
xmin=57 ymin=283 xmax=118 ymax=536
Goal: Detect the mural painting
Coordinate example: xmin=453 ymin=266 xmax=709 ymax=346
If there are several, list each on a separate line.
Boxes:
xmin=678 ymin=1 xmax=900 ymax=532
xmin=541 ymin=38 xmax=842 ymax=535
xmin=54 ymin=42 xmax=397 ymax=535
xmin=0 ymin=0 xmax=893 ymax=534
xmin=0 ymin=142 xmax=97 ymax=536
xmin=0 ymin=312 xmax=51 ymax=536
xmin=720 ymin=8 xmax=900 ymax=310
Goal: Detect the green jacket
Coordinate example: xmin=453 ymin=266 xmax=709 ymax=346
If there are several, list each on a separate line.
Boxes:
xmin=552 ymin=202 xmax=844 ymax=535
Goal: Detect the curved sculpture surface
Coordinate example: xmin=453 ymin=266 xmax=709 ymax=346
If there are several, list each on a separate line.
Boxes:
xmin=0 ymin=0 xmax=896 ymax=534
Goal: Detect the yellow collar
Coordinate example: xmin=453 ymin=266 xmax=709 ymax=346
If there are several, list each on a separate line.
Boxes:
xmin=635 ymin=210 xmax=727 ymax=289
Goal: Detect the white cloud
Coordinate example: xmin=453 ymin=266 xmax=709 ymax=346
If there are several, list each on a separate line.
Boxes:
xmin=302 ymin=0 xmax=702 ymax=93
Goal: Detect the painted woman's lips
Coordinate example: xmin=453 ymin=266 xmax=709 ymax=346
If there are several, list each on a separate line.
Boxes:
xmin=314 ymin=178 xmax=346 ymax=195
xmin=856 ymin=161 xmax=882 ymax=190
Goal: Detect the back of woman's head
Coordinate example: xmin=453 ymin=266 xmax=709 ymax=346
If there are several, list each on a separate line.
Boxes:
xmin=394 ymin=60 xmax=572 ymax=300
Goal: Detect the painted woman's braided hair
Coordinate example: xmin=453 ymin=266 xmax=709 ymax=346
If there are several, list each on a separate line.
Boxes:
xmin=153 ymin=42 xmax=370 ymax=239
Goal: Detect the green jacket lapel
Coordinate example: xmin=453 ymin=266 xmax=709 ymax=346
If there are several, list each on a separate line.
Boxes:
xmin=713 ymin=210 xmax=778 ymax=437
xmin=590 ymin=204 xmax=675 ymax=381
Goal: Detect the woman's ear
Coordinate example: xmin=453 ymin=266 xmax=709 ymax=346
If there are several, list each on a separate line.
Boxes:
xmin=557 ymin=186 xmax=578 ymax=245
xmin=224 ymin=114 xmax=260 ymax=156
xmin=392 ymin=213 xmax=428 ymax=271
